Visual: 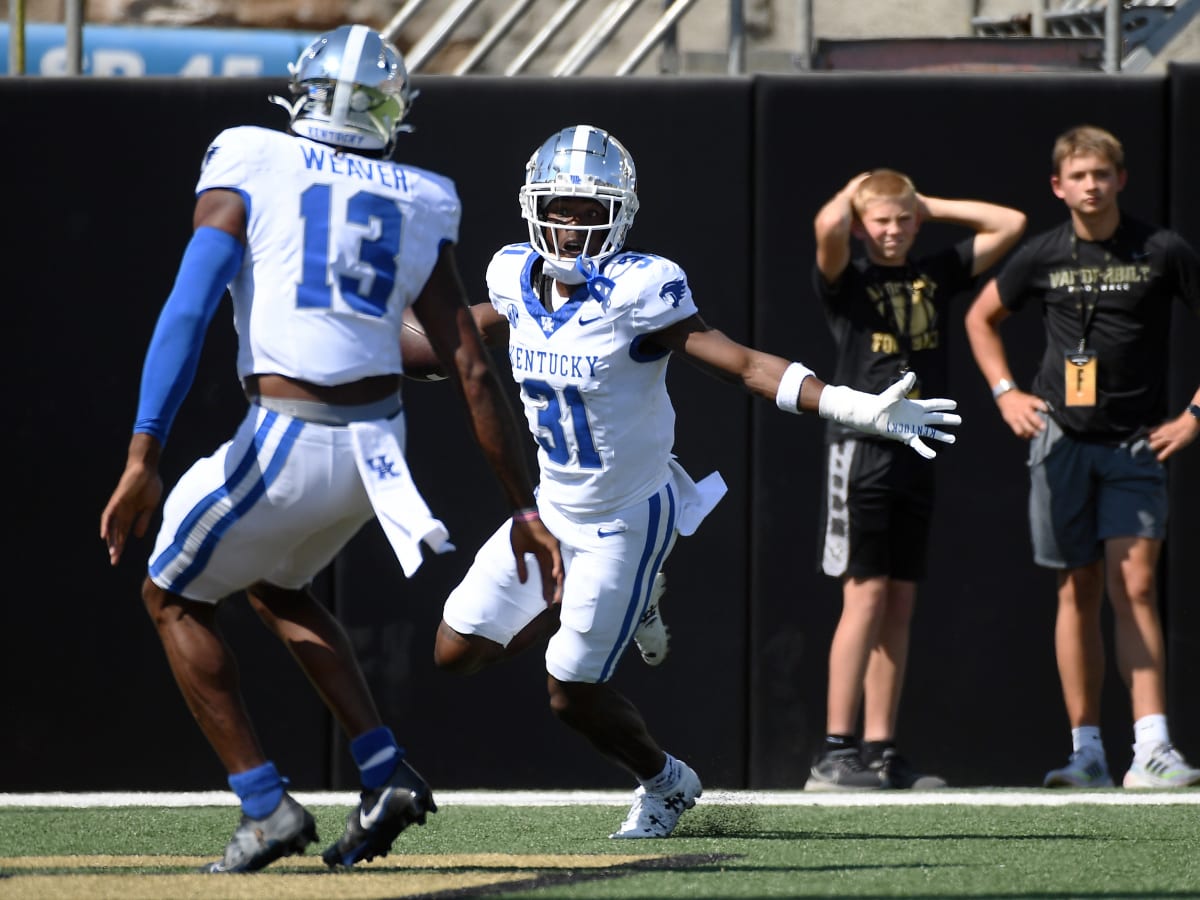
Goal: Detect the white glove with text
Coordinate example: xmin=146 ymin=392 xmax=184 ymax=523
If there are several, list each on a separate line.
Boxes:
xmin=817 ymin=371 xmax=961 ymax=460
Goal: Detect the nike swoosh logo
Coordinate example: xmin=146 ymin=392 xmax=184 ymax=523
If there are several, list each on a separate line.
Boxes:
xmin=579 ymin=316 xmax=602 ymax=326
xmin=597 ymin=528 xmax=622 ymax=538
xmin=359 ymin=787 xmax=394 ymax=830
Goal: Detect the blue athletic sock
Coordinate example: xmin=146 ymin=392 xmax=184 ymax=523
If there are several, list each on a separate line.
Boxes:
xmin=228 ymin=761 xmax=286 ymax=819
xmin=351 ymin=726 xmax=403 ymax=789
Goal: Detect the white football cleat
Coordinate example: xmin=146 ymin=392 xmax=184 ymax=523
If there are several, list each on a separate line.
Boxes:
xmin=610 ymin=760 xmax=702 ymax=838
xmin=634 ymin=572 xmax=670 ymax=666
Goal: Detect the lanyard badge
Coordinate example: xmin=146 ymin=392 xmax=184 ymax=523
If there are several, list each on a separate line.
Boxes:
xmin=1064 ymin=349 xmax=1097 ymax=406
xmin=1063 ymin=233 xmax=1106 ymax=408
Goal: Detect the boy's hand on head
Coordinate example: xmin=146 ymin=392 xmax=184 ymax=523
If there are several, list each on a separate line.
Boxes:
xmin=914 ymin=193 xmax=931 ymax=224
xmin=845 ymin=172 xmax=871 ymax=196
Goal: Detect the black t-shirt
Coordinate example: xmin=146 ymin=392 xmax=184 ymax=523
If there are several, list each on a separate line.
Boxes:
xmin=813 ymin=239 xmax=976 ymax=442
xmin=995 ymin=215 xmax=1200 ymax=441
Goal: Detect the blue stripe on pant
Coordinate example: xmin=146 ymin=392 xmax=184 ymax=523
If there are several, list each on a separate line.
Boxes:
xmin=599 ymin=481 xmax=677 ymax=681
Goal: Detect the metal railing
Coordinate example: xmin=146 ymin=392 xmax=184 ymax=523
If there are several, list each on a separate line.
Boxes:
xmin=8 ymin=0 xmax=1191 ymax=77
xmin=6 ymin=0 xmax=736 ymax=76
xmin=381 ymin=0 xmax=728 ymax=75
xmin=970 ymin=0 xmax=1194 ymax=72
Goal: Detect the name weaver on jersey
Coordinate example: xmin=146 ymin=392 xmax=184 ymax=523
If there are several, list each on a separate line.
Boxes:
xmin=293 ymin=142 xmax=418 ymax=188
xmin=100 ymin=23 xmax=562 ymax=875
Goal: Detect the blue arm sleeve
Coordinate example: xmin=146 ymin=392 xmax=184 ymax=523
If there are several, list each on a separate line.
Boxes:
xmin=133 ymin=226 xmax=244 ymax=444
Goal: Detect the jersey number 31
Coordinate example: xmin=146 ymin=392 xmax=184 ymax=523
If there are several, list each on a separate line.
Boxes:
xmin=523 ymin=379 xmax=602 ymax=469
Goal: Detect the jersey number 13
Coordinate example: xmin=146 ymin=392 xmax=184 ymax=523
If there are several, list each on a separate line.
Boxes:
xmin=297 ymin=184 xmax=400 ymax=318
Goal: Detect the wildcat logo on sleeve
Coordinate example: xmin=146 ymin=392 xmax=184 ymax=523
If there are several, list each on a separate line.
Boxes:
xmin=1064 ymin=350 xmax=1097 ymax=407
xmin=659 ymin=279 xmax=687 ymax=308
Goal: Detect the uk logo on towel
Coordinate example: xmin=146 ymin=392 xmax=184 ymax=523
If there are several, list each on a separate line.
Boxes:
xmin=368 ymin=455 xmax=400 ymax=480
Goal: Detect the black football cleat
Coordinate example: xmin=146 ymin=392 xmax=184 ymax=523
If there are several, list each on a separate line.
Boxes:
xmin=322 ymin=759 xmax=437 ymax=868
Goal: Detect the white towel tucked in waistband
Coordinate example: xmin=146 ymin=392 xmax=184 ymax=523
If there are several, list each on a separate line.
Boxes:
xmin=669 ymin=458 xmax=728 ymax=537
xmin=349 ymin=419 xmax=455 ymax=577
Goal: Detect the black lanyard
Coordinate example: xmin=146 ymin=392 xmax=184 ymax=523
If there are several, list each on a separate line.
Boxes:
xmin=1069 ymin=232 xmax=1113 ymax=353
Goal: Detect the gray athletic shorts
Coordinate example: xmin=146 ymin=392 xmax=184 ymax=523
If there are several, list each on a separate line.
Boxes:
xmin=1027 ymin=413 xmax=1167 ymax=569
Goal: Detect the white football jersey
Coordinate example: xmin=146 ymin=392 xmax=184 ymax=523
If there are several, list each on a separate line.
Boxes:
xmin=487 ymin=245 xmax=699 ymax=517
xmin=196 ymin=126 xmax=461 ymax=385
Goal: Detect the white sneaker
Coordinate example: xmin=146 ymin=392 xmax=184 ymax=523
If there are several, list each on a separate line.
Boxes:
xmin=1043 ymin=748 xmax=1113 ymax=788
xmin=634 ymin=572 xmax=669 ymax=666
xmin=610 ymin=760 xmax=702 ymax=838
xmin=1123 ymin=743 xmax=1200 ymax=788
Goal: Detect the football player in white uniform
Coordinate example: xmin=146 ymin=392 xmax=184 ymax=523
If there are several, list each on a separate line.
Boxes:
xmin=100 ymin=25 xmax=560 ymax=874
xmin=407 ymin=125 xmax=961 ymax=838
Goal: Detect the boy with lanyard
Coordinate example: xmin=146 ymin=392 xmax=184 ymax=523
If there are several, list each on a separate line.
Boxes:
xmin=966 ymin=125 xmax=1200 ymax=788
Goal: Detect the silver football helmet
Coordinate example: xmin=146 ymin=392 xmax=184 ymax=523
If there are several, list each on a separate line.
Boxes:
xmin=519 ymin=125 xmax=639 ymax=276
xmin=271 ymin=24 xmax=415 ymax=153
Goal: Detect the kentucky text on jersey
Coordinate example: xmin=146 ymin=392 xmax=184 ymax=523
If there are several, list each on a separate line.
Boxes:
xmin=508 ymin=343 xmax=602 ymax=379
xmin=299 ymin=144 xmax=412 ymax=191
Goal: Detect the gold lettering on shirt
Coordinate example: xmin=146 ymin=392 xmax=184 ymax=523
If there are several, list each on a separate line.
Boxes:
xmin=865 ymin=275 xmax=940 ymax=355
xmin=1049 ymin=264 xmax=1153 ymax=292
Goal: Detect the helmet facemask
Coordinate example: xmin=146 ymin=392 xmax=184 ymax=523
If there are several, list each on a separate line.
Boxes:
xmin=271 ymin=24 xmax=416 ymax=154
xmin=519 ymin=126 xmax=639 ymax=282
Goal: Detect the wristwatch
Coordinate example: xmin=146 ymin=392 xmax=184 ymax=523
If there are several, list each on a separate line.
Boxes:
xmin=991 ymin=378 xmax=1017 ymax=400
xmin=1188 ymin=403 xmax=1200 ymax=421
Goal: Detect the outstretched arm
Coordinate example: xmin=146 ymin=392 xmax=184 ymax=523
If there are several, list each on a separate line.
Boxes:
xmin=652 ymin=315 xmax=961 ymax=459
xmin=411 ymin=247 xmax=562 ymax=604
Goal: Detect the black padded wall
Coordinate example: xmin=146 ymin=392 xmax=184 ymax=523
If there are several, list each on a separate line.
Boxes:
xmin=1 ymin=76 xmax=754 ymax=791
xmin=3 ymin=69 xmax=1195 ymax=792
xmin=1164 ymin=63 xmax=1200 ymax=764
xmin=4 ymin=79 xmax=330 ymax=790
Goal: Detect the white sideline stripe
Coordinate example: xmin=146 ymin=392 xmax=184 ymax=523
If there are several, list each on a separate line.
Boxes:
xmin=1 ymin=789 xmax=1196 ymax=808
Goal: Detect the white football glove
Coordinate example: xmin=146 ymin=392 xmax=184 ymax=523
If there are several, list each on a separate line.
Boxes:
xmin=817 ymin=371 xmax=962 ymax=459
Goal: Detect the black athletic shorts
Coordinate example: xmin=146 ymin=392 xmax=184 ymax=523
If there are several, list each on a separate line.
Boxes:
xmin=817 ymin=437 xmax=935 ymax=581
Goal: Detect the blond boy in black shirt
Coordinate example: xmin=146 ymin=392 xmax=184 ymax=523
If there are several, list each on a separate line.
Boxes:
xmin=807 ymin=170 xmax=1025 ymax=789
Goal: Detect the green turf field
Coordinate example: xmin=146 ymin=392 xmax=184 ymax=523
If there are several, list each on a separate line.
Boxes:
xmin=1 ymin=794 xmax=1198 ymax=898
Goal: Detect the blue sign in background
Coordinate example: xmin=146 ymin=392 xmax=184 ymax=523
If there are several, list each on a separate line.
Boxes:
xmin=0 ymin=22 xmax=316 ymax=75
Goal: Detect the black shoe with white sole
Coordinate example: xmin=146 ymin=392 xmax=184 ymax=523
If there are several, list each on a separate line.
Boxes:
xmin=322 ymin=760 xmax=437 ymax=868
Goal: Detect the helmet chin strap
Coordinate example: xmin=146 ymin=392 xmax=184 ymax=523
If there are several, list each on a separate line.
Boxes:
xmin=540 ymin=255 xmax=615 ymax=305
xmin=541 ymin=256 xmax=588 ymax=285
xmin=575 ymin=256 xmax=616 ymax=304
